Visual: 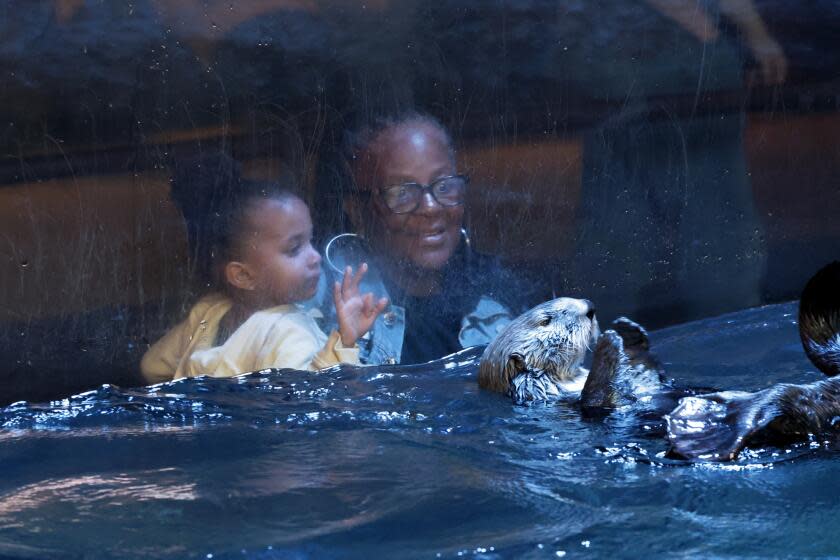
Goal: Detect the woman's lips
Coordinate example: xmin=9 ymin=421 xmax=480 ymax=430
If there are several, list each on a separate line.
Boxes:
xmin=419 ymin=232 xmax=445 ymax=245
xmin=412 ymin=227 xmax=448 ymax=245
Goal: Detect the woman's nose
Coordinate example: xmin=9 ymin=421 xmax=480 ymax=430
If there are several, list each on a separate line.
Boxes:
xmin=414 ymin=191 xmax=444 ymax=215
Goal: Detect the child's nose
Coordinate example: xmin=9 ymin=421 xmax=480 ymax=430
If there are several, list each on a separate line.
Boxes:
xmin=308 ymin=246 xmax=322 ymax=267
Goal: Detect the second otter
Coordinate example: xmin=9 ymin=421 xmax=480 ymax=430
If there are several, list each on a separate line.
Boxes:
xmin=478 ymin=262 xmax=840 ymax=462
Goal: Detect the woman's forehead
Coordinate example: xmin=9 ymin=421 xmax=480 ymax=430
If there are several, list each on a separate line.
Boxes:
xmin=375 ymin=121 xmax=448 ymax=155
xmin=367 ymin=123 xmax=452 ymax=175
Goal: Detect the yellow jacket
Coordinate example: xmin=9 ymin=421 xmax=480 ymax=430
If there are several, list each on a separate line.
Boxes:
xmin=140 ymin=293 xmax=359 ymax=384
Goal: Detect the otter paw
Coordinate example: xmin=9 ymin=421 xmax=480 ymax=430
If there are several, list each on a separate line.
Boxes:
xmin=580 ymin=330 xmax=626 ymax=408
xmin=665 ymin=390 xmax=778 ymax=462
xmin=610 ymin=317 xmax=650 ymax=352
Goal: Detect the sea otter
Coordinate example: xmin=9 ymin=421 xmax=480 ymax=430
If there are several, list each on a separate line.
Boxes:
xmin=478 ymin=261 xmax=840 ymax=462
xmin=665 ymin=261 xmax=840 ymax=461
xmin=477 ymin=297 xmax=601 ymax=401
xmin=477 ymin=297 xmax=672 ymax=408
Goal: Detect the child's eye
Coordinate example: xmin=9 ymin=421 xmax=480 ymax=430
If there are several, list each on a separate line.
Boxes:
xmin=285 ymin=244 xmax=302 ymax=256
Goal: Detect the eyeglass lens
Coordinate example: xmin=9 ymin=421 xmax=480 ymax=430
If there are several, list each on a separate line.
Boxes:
xmin=383 ymin=176 xmax=466 ymax=213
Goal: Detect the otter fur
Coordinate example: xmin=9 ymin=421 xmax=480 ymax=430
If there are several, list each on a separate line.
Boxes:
xmin=478 ymin=297 xmax=667 ymax=406
xmin=666 ymin=261 xmax=840 ymax=461
xmin=798 ymin=261 xmax=840 ymax=377
xmin=480 ymin=262 xmax=840 ymax=462
xmin=478 ymin=298 xmax=599 ymax=403
xmin=580 ymin=329 xmax=667 ymax=409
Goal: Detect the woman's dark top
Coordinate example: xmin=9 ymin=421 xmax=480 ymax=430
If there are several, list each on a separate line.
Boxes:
xmin=383 ymin=246 xmax=532 ymax=364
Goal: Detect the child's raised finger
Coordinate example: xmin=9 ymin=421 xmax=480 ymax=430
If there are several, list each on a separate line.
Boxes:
xmin=374 ymin=297 xmax=389 ymax=316
xmin=333 ymin=280 xmax=343 ymax=305
xmin=363 ymin=294 xmax=388 ymax=317
xmin=351 ymin=262 xmax=368 ymax=292
xmin=341 ymin=266 xmax=353 ymax=298
xmin=362 ymin=292 xmax=374 ymax=315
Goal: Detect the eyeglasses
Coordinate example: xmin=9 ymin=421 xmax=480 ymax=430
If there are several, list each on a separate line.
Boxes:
xmin=377 ymin=174 xmax=469 ymax=214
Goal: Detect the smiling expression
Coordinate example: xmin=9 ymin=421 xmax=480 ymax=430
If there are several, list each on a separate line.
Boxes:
xmin=355 ymin=120 xmax=464 ymax=272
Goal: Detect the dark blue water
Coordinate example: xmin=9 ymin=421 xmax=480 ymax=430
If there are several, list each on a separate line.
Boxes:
xmin=2 ymin=302 xmax=839 ymax=559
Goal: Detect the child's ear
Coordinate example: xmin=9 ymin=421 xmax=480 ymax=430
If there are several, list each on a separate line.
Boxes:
xmin=224 ymin=261 xmax=256 ymax=291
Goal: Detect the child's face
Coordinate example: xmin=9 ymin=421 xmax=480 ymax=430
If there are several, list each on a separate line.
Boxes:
xmin=237 ymin=196 xmax=322 ymax=306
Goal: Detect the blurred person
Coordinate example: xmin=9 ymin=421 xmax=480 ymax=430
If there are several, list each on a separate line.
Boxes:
xmin=566 ymin=0 xmax=787 ymax=326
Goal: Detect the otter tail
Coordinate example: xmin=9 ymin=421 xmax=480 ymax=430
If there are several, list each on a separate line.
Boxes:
xmin=799 ymin=261 xmax=840 ymax=377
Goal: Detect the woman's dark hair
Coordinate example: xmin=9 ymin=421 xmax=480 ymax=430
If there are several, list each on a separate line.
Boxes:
xmin=342 ymin=111 xmax=455 ymax=179
xmin=170 ymin=152 xmax=301 ymax=287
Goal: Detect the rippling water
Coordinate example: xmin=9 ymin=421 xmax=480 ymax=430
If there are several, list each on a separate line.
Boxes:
xmin=2 ymin=302 xmax=840 ymax=559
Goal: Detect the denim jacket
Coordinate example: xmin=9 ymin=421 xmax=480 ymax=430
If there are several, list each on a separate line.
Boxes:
xmin=306 ymin=235 xmax=518 ymax=365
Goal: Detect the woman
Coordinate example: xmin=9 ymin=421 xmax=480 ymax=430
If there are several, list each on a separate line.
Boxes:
xmin=317 ymin=112 xmax=531 ymax=365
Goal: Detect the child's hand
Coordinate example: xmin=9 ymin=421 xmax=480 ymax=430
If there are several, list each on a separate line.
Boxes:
xmin=333 ymin=263 xmax=389 ymax=347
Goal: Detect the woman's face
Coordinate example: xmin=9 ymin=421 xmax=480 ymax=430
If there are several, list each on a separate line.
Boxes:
xmin=356 ymin=122 xmax=464 ymax=272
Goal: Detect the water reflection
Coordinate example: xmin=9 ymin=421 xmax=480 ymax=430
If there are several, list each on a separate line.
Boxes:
xmin=1 ymin=303 xmax=837 ymax=557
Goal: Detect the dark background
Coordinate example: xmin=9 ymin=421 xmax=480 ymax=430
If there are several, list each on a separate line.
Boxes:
xmin=1 ymin=0 xmax=839 ymax=404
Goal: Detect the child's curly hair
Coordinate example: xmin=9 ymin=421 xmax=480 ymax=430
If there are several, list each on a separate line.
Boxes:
xmin=170 ymin=152 xmax=301 ymax=288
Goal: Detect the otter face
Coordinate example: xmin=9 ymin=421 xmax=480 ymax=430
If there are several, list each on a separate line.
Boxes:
xmin=478 ymin=298 xmax=600 ymax=394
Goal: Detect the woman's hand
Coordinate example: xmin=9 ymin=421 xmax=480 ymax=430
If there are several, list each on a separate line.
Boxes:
xmin=333 ymin=263 xmax=389 ymax=347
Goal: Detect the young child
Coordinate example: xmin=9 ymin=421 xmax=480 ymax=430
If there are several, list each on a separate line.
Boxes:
xmin=140 ymin=178 xmax=388 ymax=383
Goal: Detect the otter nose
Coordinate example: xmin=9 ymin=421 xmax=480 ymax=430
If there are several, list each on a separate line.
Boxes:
xmin=582 ymin=299 xmax=596 ymax=320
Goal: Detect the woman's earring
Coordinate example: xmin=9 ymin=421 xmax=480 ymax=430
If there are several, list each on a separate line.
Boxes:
xmin=324 ymin=232 xmax=369 ymax=275
xmin=460 ymin=227 xmax=472 ymax=250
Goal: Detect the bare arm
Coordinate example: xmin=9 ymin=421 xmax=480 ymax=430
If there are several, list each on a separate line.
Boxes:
xmin=643 ymin=0 xmax=787 ymax=85
xmin=719 ymin=0 xmax=788 ymax=84
xmin=152 ymin=0 xmax=319 ymax=35
xmin=718 ymin=0 xmax=773 ymax=42
xmin=644 ymin=0 xmax=719 ymax=42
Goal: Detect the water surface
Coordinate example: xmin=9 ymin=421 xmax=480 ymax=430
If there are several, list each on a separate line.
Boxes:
xmin=2 ymin=302 xmax=839 ymax=559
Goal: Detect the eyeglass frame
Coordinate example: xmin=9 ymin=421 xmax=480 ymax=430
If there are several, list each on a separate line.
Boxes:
xmin=363 ymin=174 xmax=470 ymax=215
